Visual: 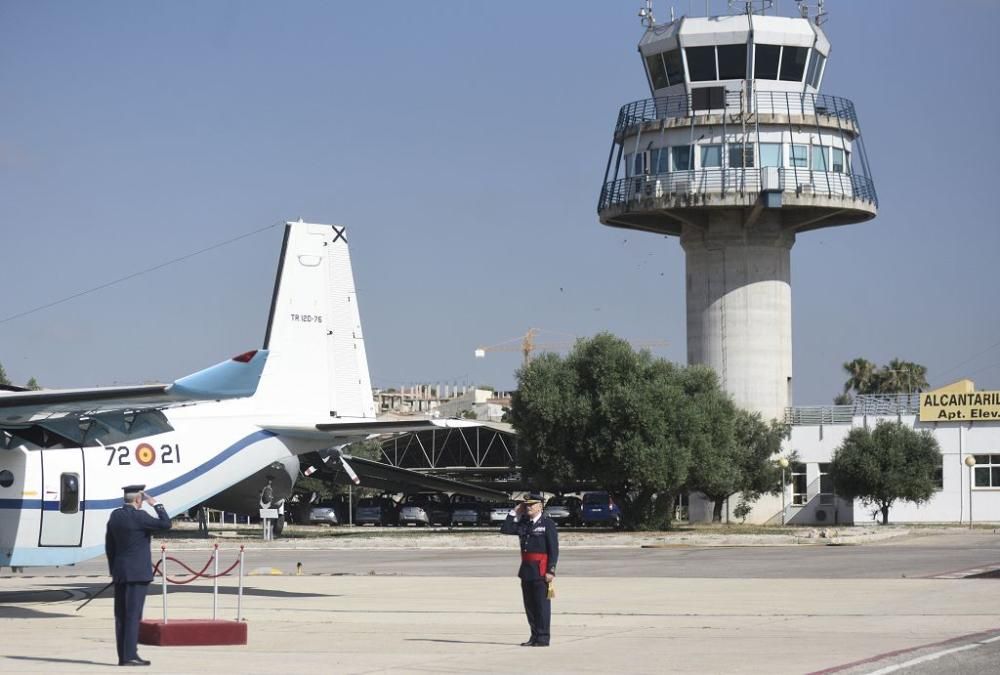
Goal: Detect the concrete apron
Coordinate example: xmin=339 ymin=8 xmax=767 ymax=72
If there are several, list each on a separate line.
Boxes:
xmin=1 ymin=576 xmax=997 ymax=674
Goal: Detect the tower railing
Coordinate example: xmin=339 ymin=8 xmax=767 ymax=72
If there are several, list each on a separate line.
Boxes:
xmin=616 ymin=91 xmax=859 ymax=133
xmin=598 ymin=168 xmax=877 ymax=211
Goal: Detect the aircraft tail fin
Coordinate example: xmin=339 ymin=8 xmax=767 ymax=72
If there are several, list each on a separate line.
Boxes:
xmin=252 ymin=221 xmax=376 ymax=421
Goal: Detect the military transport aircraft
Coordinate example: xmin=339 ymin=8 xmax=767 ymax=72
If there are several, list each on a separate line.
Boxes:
xmin=0 ymin=221 xmax=501 ymax=569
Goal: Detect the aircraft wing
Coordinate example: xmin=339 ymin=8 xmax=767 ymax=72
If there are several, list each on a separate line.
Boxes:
xmin=0 ymin=349 xmax=268 ymax=423
xmin=263 ymin=417 xmax=482 ymax=442
xmin=331 ymin=450 xmax=510 ymax=502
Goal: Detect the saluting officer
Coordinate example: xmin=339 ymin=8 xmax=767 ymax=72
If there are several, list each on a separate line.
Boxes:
xmin=500 ymin=492 xmax=559 ymax=647
xmin=105 ymin=485 xmax=171 ymax=667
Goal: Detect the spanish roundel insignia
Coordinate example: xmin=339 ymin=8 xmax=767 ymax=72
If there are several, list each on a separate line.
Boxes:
xmin=135 ymin=443 xmax=156 ymax=467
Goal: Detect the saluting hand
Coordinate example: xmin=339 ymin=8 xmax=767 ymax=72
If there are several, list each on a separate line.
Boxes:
xmin=143 ymin=494 xmax=157 ymax=506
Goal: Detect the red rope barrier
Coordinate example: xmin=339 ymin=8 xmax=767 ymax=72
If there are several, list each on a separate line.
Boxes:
xmin=152 ymin=552 xmax=242 ymax=585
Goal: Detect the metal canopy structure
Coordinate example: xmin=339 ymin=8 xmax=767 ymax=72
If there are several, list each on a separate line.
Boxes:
xmin=377 ymin=422 xmax=520 ymax=479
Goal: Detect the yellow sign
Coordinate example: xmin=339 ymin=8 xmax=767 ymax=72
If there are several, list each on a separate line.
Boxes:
xmin=920 ymin=380 xmax=1000 ymax=422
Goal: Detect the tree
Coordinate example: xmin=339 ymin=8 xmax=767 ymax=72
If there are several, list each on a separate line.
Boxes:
xmin=26 ymin=377 xmax=41 ymax=391
xmin=687 ymin=409 xmax=789 ymax=522
xmin=836 ymin=357 xmax=930 ymax=402
xmin=509 ymin=333 xmax=730 ymax=530
xmin=0 ymin=362 xmax=10 ymax=386
xmin=840 ymin=357 xmax=877 ymax=401
xmin=829 ymin=421 xmax=940 ymax=525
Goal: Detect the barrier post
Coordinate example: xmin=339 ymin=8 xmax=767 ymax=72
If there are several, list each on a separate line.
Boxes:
xmin=160 ymin=545 xmax=168 ymax=624
xmin=237 ymin=545 xmax=245 ymax=621
xmin=212 ymin=543 xmax=219 ymax=620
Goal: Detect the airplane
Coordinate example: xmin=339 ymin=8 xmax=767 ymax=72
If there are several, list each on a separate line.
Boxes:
xmin=0 ymin=221 xmax=504 ymax=569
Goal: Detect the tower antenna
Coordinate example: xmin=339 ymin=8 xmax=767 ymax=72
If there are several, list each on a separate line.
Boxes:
xmin=639 ymin=0 xmax=656 ymax=28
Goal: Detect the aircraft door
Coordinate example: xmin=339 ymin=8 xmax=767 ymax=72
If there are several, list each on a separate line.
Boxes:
xmin=39 ymin=448 xmax=85 ymax=546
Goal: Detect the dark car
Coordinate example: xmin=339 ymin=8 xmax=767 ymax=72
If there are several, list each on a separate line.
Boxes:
xmin=398 ymin=493 xmax=450 ymax=526
xmin=580 ymin=491 xmax=621 ymax=527
xmin=354 ymin=496 xmax=399 ymax=526
xmin=543 ymin=495 xmax=582 ymax=526
xmin=449 ymin=494 xmax=483 ymax=526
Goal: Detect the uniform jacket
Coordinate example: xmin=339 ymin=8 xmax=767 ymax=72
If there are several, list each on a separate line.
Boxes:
xmin=501 ymin=513 xmax=559 ymax=581
xmin=105 ymin=503 xmax=172 ymax=583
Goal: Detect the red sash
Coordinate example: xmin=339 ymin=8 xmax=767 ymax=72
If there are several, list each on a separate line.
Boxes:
xmin=521 ymin=552 xmax=548 ymax=578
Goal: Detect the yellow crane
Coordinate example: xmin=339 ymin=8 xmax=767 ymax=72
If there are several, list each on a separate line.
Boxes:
xmin=474 ymin=328 xmax=668 ymax=367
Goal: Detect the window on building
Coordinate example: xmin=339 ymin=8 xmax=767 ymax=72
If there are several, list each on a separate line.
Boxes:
xmin=791 ymin=462 xmax=807 ymax=505
xmin=780 ymin=46 xmax=808 ymax=82
xmin=819 ymin=463 xmax=835 ymax=505
xmin=691 ymin=86 xmax=725 ymax=111
xmin=933 ymin=463 xmax=944 ymax=491
xmin=625 ymin=153 xmax=634 ymax=177
xmin=790 ymin=144 xmax=809 ymax=168
xmin=729 ymin=143 xmax=755 ymax=168
xmin=754 ymin=44 xmax=781 ymax=80
xmin=652 ymin=148 xmax=670 ymax=174
xmin=760 ymin=143 xmax=782 ymax=168
xmin=811 ymin=145 xmax=829 ymax=171
xmin=806 ymin=49 xmax=826 ymax=88
xmin=634 ymin=152 xmax=647 ymax=175
xmin=831 ymin=147 xmax=846 ymax=173
xmin=716 ymin=43 xmax=747 ymax=80
xmin=672 ymin=145 xmax=693 ymax=171
xmin=700 ymin=144 xmax=723 ymax=168
xmin=646 ymin=53 xmax=669 ymax=90
xmin=686 ymin=46 xmax=717 ymax=82
xmin=973 ymin=454 xmax=1000 ymax=488
xmin=664 ymin=49 xmax=685 ymax=86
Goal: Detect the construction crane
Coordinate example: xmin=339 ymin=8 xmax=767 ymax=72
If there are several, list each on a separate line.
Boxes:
xmin=474 ymin=328 xmax=668 ymax=367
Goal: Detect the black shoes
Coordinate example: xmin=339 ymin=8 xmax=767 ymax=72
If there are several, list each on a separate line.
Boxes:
xmin=519 ymin=639 xmax=550 ymax=647
xmin=120 ymin=656 xmax=150 ymax=666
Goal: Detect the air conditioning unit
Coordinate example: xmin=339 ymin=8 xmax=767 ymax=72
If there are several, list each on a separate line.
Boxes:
xmin=815 ymin=508 xmax=828 ymax=522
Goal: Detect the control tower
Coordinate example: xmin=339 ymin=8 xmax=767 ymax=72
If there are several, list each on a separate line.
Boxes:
xmin=598 ymin=1 xmax=876 ymax=420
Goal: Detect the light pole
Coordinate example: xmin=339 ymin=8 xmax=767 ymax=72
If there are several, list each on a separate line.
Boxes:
xmin=964 ymin=455 xmax=976 ymax=530
xmin=779 ymin=457 xmax=789 ymax=525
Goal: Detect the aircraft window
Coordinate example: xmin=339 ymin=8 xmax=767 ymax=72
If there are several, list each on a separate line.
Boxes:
xmin=760 ymin=143 xmax=782 ymax=168
xmin=691 ymin=86 xmax=725 ymax=111
xmin=663 ymin=49 xmax=685 ymax=86
xmin=716 ymin=44 xmax=747 ymax=80
xmin=780 ymin=46 xmax=808 ymax=82
xmin=686 ymin=46 xmax=717 ymax=82
xmin=125 ymin=411 xmax=172 ymax=439
xmin=0 ymin=469 xmax=13 ymax=488
xmin=82 ymin=419 xmax=127 ymax=446
xmin=754 ymin=44 xmax=781 ymax=79
xmin=646 ymin=53 xmax=669 ymax=89
xmin=60 ymin=473 xmax=80 ymax=514
xmin=672 ymin=145 xmax=693 ymax=171
xmin=806 ymin=50 xmax=826 ymax=88
xmin=700 ymin=144 xmax=722 ymax=168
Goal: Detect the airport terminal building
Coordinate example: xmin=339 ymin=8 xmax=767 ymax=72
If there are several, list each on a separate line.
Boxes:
xmin=686 ymin=381 xmax=1000 ymax=526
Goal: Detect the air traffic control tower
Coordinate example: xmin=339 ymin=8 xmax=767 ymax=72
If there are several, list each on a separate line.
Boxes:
xmin=598 ymin=1 xmax=877 ymax=420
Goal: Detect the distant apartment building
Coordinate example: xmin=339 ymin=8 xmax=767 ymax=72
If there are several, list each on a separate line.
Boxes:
xmin=374 ymin=384 xmax=511 ymax=422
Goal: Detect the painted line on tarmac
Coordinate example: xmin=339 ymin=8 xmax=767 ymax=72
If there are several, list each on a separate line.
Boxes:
xmin=808 ymin=627 xmax=1000 ymax=674
xmin=924 ymin=562 xmax=1000 ymax=579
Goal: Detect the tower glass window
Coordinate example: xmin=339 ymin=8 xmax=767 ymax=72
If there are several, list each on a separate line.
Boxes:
xmin=716 ymin=44 xmax=747 ymax=80
xmin=700 ymin=144 xmax=722 ymax=168
xmin=652 ymin=148 xmax=670 ymax=173
xmin=663 ymin=49 xmax=685 ymax=86
xmin=832 ymin=148 xmax=845 ymax=173
xmin=760 ymin=143 xmax=782 ymax=168
xmin=729 ymin=143 xmax=755 ymax=168
xmin=806 ymin=49 xmax=826 ymax=88
xmin=686 ymin=46 xmax=717 ymax=82
xmin=691 ymin=86 xmax=725 ymax=111
xmin=790 ymin=144 xmax=809 ymax=168
xmin=646 ymin=53 xmax=669 ymax=90
xmin=672 ymin=145 xmax=693 ymax=171
xmin=811 ymin=145 xmax=829 ymax=171
xmin=780 ymin=46 xmax=808 ymax=82
xmin=754 ymin=44 xmax=781 ymax=80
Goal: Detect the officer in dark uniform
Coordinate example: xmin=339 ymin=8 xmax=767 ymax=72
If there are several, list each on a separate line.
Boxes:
xmin=500 ymin=492 xmax=559 ymax=647
xmin=105 ymin=485 xmax=172 ymax=667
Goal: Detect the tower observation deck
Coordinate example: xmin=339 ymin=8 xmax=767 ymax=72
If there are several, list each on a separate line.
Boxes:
xmin=598 ymin=1 xmax=877 ymax=419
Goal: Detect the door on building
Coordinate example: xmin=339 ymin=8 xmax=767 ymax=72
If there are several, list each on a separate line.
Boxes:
xmin=39 ymin=448 xmax=85 ymax=547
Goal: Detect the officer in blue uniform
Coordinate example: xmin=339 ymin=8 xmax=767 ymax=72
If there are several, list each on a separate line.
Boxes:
xmin=500 ymin=492 xmax=559 ymax=647
xmin=105 ymin=485 xmax=171 ymax=667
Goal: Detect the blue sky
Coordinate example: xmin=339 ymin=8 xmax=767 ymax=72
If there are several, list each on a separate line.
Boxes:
xmin=1 ymin=0 xmax=998 ymax=405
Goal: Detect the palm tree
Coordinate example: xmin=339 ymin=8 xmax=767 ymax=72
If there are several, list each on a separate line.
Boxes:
xmin=842 ymin=358 xmax=878 ymax=397
xmin=878 ymin=359 xmax=929 ymax=394
xmin=0 ymin=361 xmax=10 ymax=387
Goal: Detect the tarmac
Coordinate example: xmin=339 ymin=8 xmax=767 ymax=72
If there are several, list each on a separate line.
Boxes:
xmin=1 ymin=528 xmax=998 ymax=673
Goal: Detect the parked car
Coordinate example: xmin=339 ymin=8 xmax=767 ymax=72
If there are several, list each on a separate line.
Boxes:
xmin=580 ymin=491 xmax=621 ymax=527
xmin=309 ymin=501 xmax=341 ymax=525
xmin=398 ymin=493 xmax=450 ymax=526
xmin=544 ymin=495 xmax=582 ymax=526
xmin=486 ymin=501 xmax=517 ymax=525
xmin=449 ymin=494 xmax=483 ymax=526
xmin=354 ymin=496 xmax=399 ymax=526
